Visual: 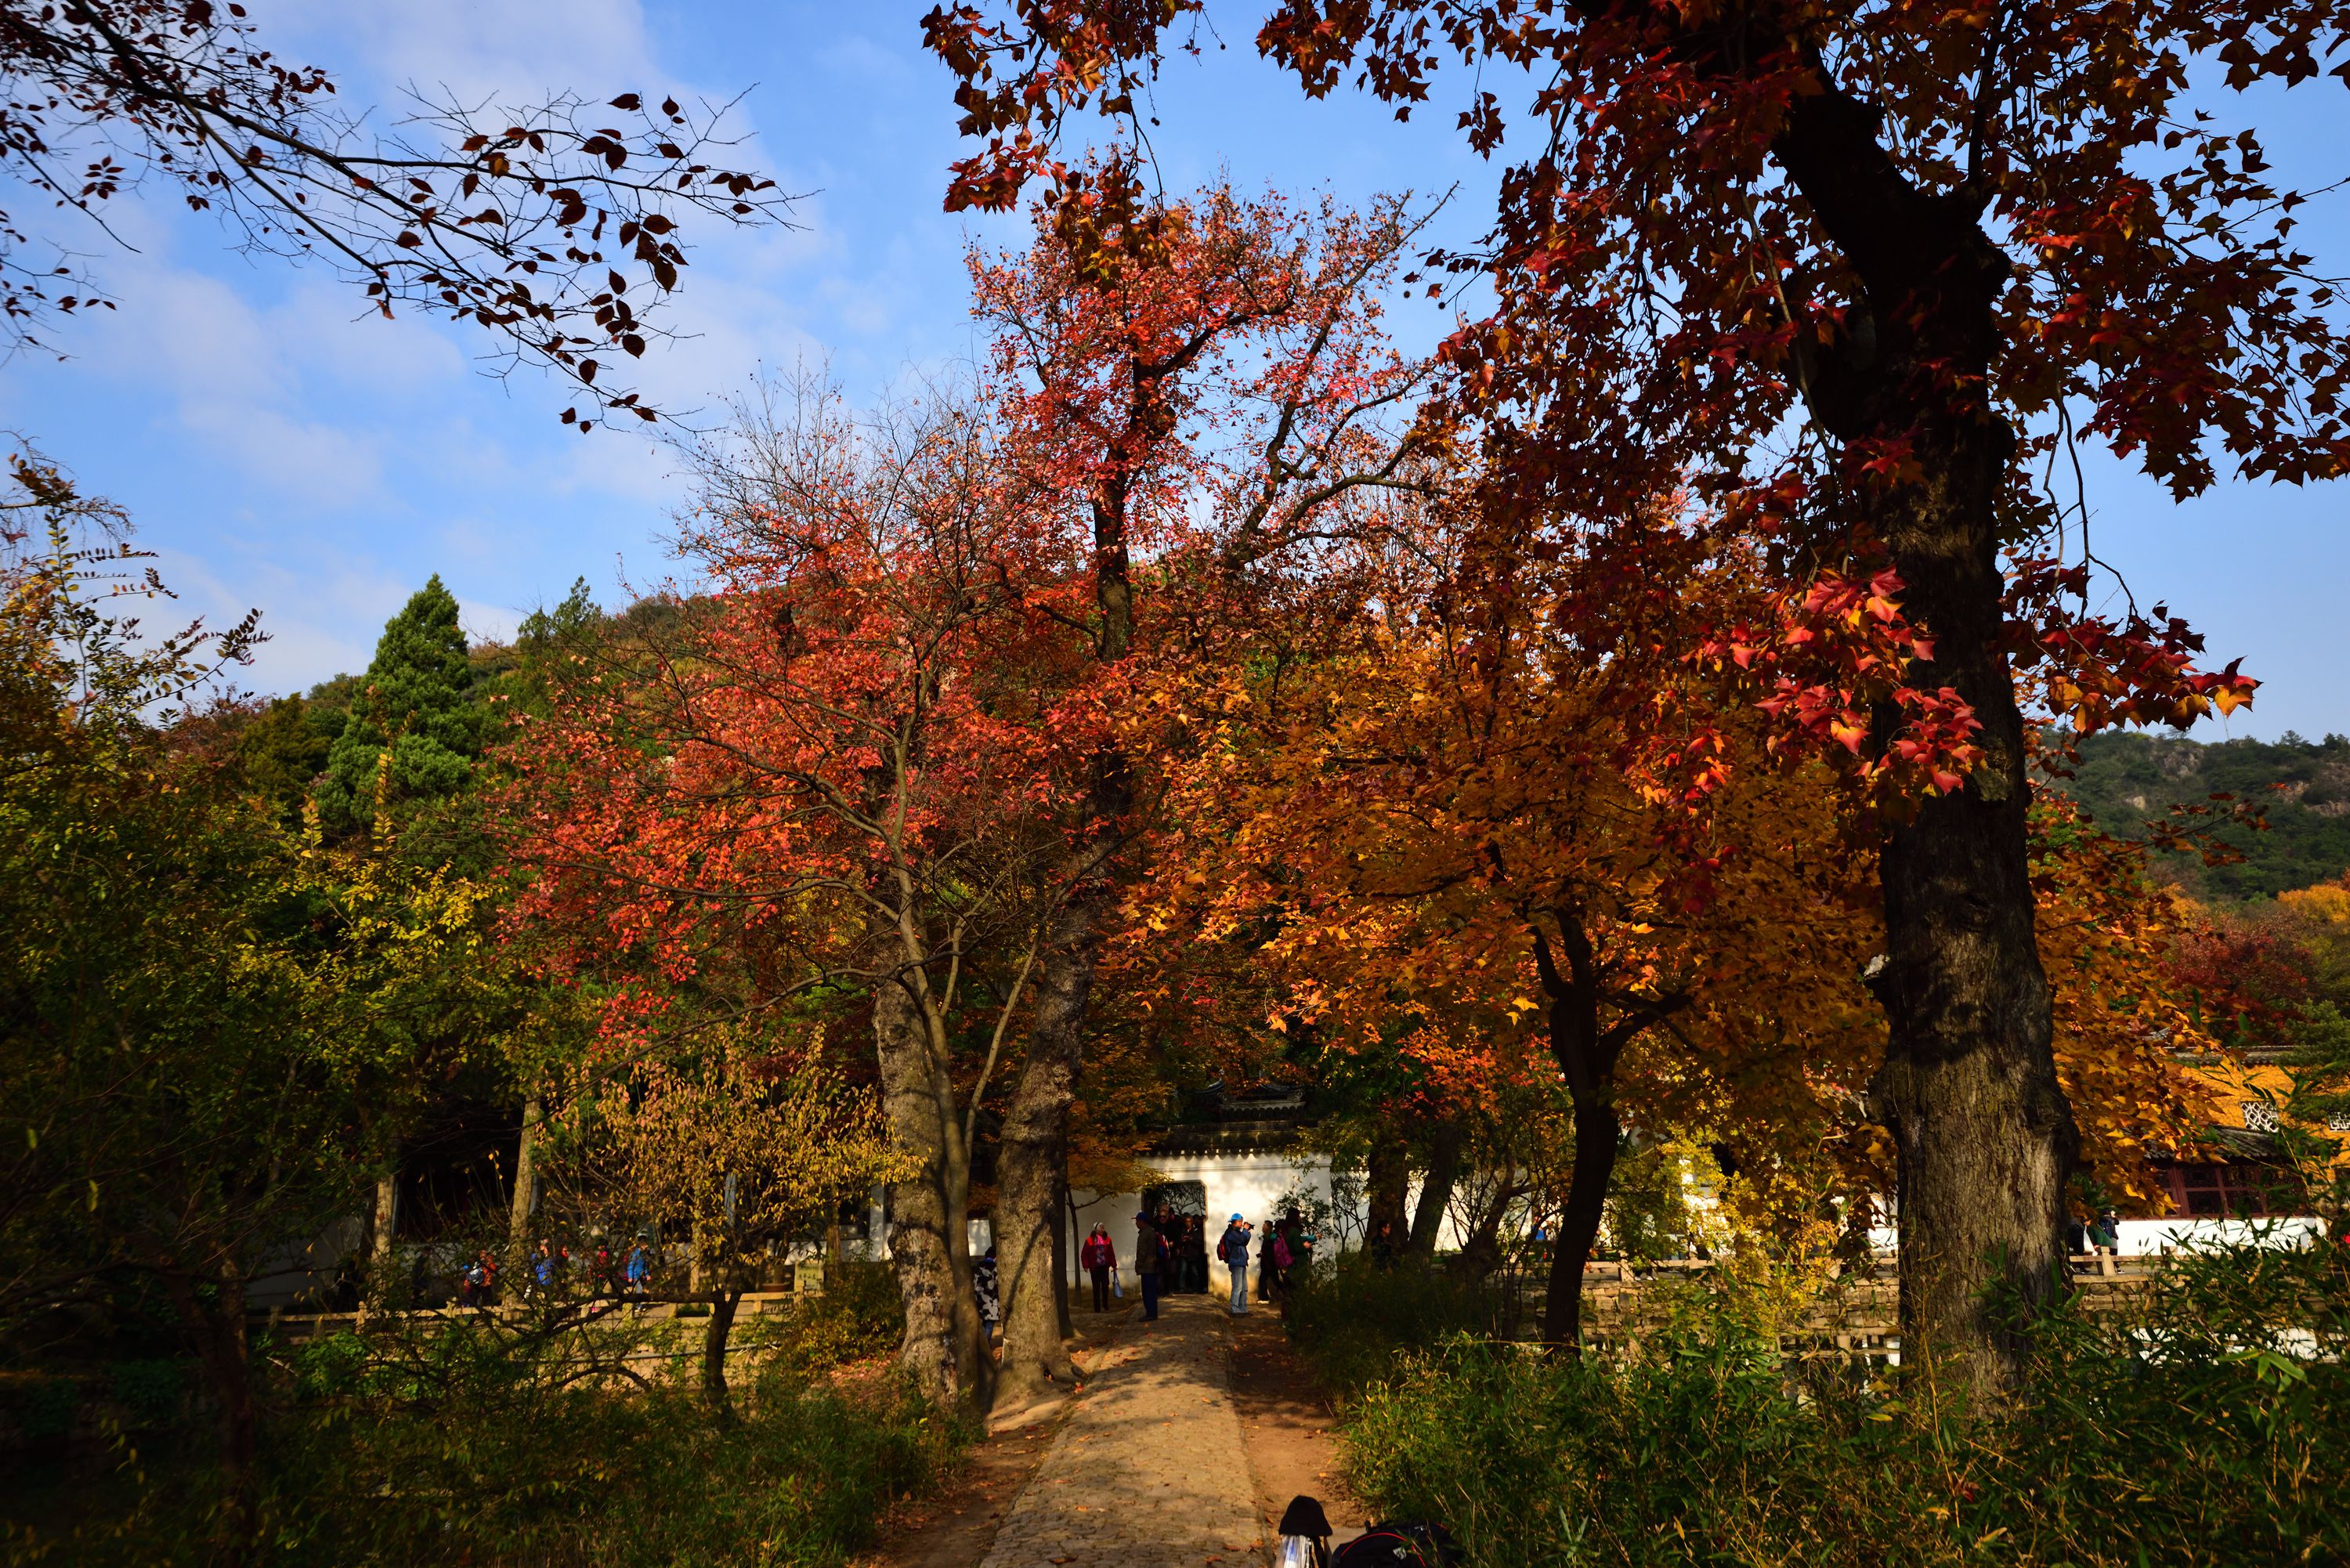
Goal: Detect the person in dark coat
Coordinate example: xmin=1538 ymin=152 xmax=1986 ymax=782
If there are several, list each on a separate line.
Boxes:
xmin=1134 ymin=1209 xmax=1163 ymax=1323
xmin=1218 ymin=1213 xmax=1253 ymax=1315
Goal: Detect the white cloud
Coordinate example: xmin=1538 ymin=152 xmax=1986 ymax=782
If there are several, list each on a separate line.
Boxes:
xmin=262 ymin=0 xmax=660 ymax=107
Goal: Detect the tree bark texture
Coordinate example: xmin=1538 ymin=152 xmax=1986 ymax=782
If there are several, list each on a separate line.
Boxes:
xmin=1771 ymin=78 xmax=2077 ymax=1399
xmin=992 ymin=894 xmax=1104 ymax=1410
xmin=1406 ymin=1121 xmax=1464 ymax=1257
xmin=505 ymin=1094 xmax=544 ymax=1287
xmin=370 ymin=1170 xmax=397 ymax=1266
xmin=873 ymin=979 xmax=987 ymax=1407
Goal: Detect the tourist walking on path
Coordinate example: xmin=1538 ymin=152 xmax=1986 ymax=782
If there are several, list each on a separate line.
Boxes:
xmin=1135 ymin=1209 xmax=1164 ymax=1324
xmin=1081 ymin=1223 xmax=1116 ymax=1311
xmin=1218 ymin=1214 xmax=1253 ymax=1315
xmin=623 ymin=1238 xmax=652 ymax=1307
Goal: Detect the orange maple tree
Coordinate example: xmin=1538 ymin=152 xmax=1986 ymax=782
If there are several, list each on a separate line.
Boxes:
xmin=1136 ymin=486 xmax=1887 ymax=1348
xmin=963 ymin=179 xmax=1431 ymax=1406
xmin=921 ymin=0 xmax=2336 ymax=1392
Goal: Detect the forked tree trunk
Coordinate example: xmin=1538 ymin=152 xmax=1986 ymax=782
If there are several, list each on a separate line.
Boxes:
xmin=1406 ymin=1122 xmax=1464 ymax=1256
xmin=993 ymin=894 xmax=1105 ymax=1411
xmin=873 ymin=979 xmax=987 ymax=1407
xmin=1532 ymin=918 xmax=1682 ymax=1355
xmin=1771 ymin=81 xmax=2077 ymax=1400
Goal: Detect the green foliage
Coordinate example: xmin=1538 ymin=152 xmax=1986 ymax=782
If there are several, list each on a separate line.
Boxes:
xmin=748 ymin=1261 xmax=906 ymax=1377
xmin=1284 ymin=1255 xmax=1516 ymax=1395
xmin=1321 ymin=1240 xmax=2350 ymax=1568
xmin=233 ymin=694 xmax=334 ymax=823
xmin=316 ymin=576 xmax=488 ymax=836
xmin=2056 ymin=730 xmax=2350 ymax=899
xmin=13 ymin=1296 xmax=968 ymax=1567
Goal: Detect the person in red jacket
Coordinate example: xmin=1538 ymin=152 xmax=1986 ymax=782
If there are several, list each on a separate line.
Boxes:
xmin=1080 ymin=1223 xmax=1117 ymax=1311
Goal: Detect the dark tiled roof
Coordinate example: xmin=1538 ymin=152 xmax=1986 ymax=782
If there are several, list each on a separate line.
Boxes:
xmin=1148 ymin=1120 xmax=1304 ymax=1156
xmin=2196 ymin=1126 xmax=2286 ymax=1161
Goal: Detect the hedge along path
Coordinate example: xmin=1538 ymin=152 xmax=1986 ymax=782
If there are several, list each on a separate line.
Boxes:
xmin=978 ymin=1294 xmax=1267 ymax=1568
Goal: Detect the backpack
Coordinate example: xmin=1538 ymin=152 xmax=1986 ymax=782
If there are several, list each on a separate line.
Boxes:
xmin=1330 ymin=1522 xmax=1459 ymax=1568
xmin=1272 ymin=1233 xmax=1294 ymax=1269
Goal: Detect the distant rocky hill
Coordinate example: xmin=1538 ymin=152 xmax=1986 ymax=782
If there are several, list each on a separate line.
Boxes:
xmin=2052 ymin=731 xmax=2350 ymax=901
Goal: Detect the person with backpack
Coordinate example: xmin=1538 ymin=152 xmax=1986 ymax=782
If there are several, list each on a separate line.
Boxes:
xmin=1134 ymin=1209 xmax=1163 ymax=1324
xmin=624 ymin=1238 xmax=652 ymax=1309
xmin=1217 ymin=1213 xmax=1253 ymax=1315
xmin=458 ymin=1253 xmax=487 ymax=1307
xmin=1080 ymin=1223 xmax=1117 ymax=1311
xmin=1267 ymin=1217 xmax=1297 ymax=1304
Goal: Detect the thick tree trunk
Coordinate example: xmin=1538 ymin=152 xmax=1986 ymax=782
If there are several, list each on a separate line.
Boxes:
xmin=505 ymin=1094 xmax=543 ymax=1287
xmin=1405 ymin=1121 xmax=1463 ymax=1256
xmin=1771 ymin=81 xmax=2077 ymax=1400
xmin=993 ymin=896 xmax=1104 ymax=1411
xmin=989 ymin=469 xmax=1134 ymax=1411
xmin=873 ymin=980 xmax=986 ymax=1407
xmin=1541 ymin=1095 xmax=1621 ymax=1353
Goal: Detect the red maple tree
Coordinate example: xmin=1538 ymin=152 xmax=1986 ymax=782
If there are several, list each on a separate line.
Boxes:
xmin=506 ymin=373 xmax=1101 ymax=1407
xmin=921 ymin=0 xmax=2335 ymax=1393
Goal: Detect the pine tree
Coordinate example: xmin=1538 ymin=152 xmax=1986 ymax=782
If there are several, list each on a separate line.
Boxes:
xmin=318 ymin=576 xmax=487 ymax=835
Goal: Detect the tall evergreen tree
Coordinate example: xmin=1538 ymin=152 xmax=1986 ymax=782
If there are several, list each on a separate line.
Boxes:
xmin=318 ymin=576 xmax=486 ymax=835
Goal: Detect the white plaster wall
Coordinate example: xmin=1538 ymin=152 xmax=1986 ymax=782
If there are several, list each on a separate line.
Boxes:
xmin=2113 ymin=1215 xmax=2323 ymax=1255
xmin=1069 ymin=1154 xmax=1342 ymax=1293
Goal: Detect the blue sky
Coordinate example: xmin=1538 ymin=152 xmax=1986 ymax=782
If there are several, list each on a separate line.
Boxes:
xmin=0 ymin=2 xmax=2342 ymax=741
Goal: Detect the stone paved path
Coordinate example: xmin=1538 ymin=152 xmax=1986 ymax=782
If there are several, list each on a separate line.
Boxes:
xmin=978 ymin=1295 xmax=1267 ymax=1568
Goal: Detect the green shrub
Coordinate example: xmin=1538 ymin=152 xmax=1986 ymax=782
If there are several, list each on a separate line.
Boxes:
xmin=1323 ymin=1239 xmax=2350 ymax=1567
xmin=265 ymin=1367 xmax=967 ymax=1568
xmin=1284 ymin=1255 xmax=1516 ymax=1394
xmin=752 ymin=1259 xmax=906 ymax=1376
xmin=10 ymin=1278 xmax=962 ymax=1568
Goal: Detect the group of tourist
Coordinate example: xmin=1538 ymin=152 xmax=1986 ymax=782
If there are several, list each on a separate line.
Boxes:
xmin=1082 ymin=1205 xmax=1316 ymax=1324
xmin=452 ymin=1237 xmax=656 ymax=1308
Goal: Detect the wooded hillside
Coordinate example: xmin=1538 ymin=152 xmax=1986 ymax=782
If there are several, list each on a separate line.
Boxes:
xmin=2057 ymin=732 xmax=2350 ymax=901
